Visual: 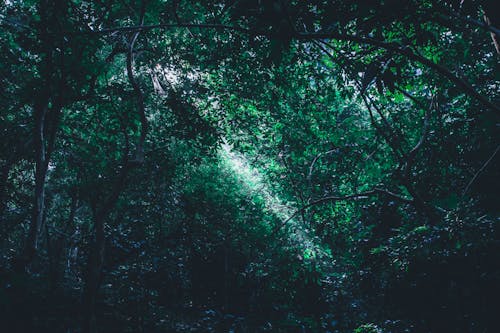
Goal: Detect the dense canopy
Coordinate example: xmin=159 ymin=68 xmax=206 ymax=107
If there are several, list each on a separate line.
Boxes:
xmin=0 ymin=1 xmax=499 ymax=332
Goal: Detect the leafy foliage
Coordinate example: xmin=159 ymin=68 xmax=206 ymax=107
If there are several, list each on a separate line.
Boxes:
xmin=0 ymin=1 xmax=498 ymax=332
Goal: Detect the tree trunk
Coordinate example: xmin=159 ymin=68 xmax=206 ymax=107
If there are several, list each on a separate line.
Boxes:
xmin=14 ymin=99 xmax=49 ymax=272
xmin=82 ymin=212 xmax=105 ymax=333
xmin=82 ymin=160 xmax=131 ymax=332
xmin=15 ymin=0 xmax=64 ymax=271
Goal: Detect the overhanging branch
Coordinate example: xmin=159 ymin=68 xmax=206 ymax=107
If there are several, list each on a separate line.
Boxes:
xmin=86 ymin=23 xmax=255 ymax=36
xmin=62 ymin=21 xmax=499 ymax=113
xmin=273 ymin=188 xmax=413 ymax=234
xmin=298 ymin=31 xmax=499 ymax=114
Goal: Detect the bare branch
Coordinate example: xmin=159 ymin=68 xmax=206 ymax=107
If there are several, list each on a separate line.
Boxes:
xmin=462 ymin=145 xmax=500 ymax=196
xmin=307 ymin=148 xmax=337 ymax=186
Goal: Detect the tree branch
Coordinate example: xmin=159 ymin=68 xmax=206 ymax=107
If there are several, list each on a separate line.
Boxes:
xmin=299 ymin=31 xmax=499 ymax=114
xmin=68 ymin=20 xmax=498 ymax=113
xmin=307 ymin=148 xmax=337 ymax=188
xmin=406 ymin=95 xmax=432 ymax=165
xmin=87 ymin=23 xmax=256 ymax=36
xmin=462 ymin=145 xmax=500 ymax=196
xmin=273 ymin=188 xmax=413 ymax=234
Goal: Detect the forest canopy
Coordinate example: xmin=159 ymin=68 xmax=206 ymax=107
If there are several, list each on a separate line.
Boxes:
xmin=0 ymin=1 xmax=499 ymax=332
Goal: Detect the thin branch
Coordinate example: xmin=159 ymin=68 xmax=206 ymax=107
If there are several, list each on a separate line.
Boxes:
xmin=273 ymin=188 xmax=413 ymax=234
xmin=460 ymin=15 xmax=500 ymax=36
xmin=462 ymin=145 xmax=500 ymax=196
xmin=433 ymin=4 xmax=500 ymax=37
xmin=85 ymin=23 xmax=256 ymax=36
xmin=307 ymin=148 xmax=337 ymax=186
xmin=406 ymin=96 xmax=432 ymax=164
xmin=483 ymin=13 xmax=500 ymax=55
